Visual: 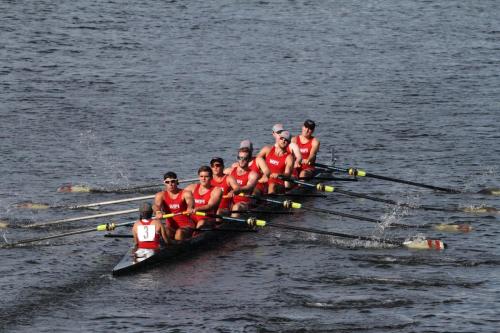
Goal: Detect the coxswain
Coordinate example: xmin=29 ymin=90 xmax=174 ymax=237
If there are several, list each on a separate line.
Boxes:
xmin=210 ymin=157 xmax=240 ymax=215
xmin=291 ymin=119 xmax=320 ymax=179
xmin=227 ymin=140 xmax=270 ymax=196
xmin=132 ymin=202 xmax=168 ymax=258
xmin=185 ymin=165 xmax=223 ymax=229
xmin=228 ymin=145 xmax=260 ymax=216
xmin=153 ymin=171 xmax=195 ymax=241
xmin=257 ymin=130 xmax=295 ymax=194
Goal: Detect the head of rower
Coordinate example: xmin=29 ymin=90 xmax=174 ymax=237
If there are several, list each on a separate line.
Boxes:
xmin=301 ymin=119 xmax=316 ymax=138
xmin=272 ymin=123 xmax=285 ymax=144
xmin=277 ymin=130 xmax=291 ymax=150
xmin=210 ymin=157 xmax=224 ymax=177
xmin=163 ymin=171 xmax=179 ymax=192
xmin=198 ymin=165 xmax=213 ymax=187
xmin=237 ymin=147 xmax=252 ymax=168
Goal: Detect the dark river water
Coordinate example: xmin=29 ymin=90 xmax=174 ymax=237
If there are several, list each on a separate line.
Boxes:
xmin=1 ymin=0 xmax=499 ymax=332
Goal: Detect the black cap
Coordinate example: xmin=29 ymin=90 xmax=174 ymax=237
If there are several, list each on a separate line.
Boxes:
xmin=304 ymin=119 xmax=316 ymax=130
xmin=163 ymin=171 xmax=177 ymax=180
xmin=139 ymin=202 xmax=153 ymax=219
xmin=210 ymin=157 xmax=224 ymax=166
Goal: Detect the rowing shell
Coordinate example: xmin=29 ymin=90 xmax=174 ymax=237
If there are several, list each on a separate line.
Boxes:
xmin=111 ymin=171 xmax=323 ymax=276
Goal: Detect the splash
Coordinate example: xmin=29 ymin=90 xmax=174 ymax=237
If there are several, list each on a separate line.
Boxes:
xmin=76 ymin=130 xmax=131 ymax=186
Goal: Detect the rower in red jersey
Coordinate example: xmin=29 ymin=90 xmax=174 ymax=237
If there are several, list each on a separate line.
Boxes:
xmin=210 ymin=157 xmax=240 ymax=215
xmin=291 ymin=119 xmax=320 ymax=179
xmin=133 ymin=202 xmax=168 ymax=258
xmin=227 ymin=140 xmax=270 ymax=196
xmin=257 ymin=130 xmax=295 ymax=194
xmin=185 ymin=165 xmax=223 ymax=229
xmin=271 ymin=123 xmax=302 ymax=170
xmin=228 ymin=146 xmax=260 ymax=217
xmin=153 ymin=171 xmax=195 ymax=241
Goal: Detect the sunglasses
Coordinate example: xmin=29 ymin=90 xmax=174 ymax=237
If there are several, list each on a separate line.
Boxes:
xmin=164 ymin=179 xmax=177 ymax=184
xmin=237 ymin=156 xmax=250 ymax=161
xmin=275 ymin=130 xmax=283 ymax=134
xmin=279 ymin=137 xmax=290 ymax=143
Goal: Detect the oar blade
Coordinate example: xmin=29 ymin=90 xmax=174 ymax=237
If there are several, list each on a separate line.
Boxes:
xmin=57 ymin=184 xmax=91 ymax=193
xmin=403 ymin=239 xmax=446 ymax=250
xmin=432 ymin=223 xmax=472 ymax=233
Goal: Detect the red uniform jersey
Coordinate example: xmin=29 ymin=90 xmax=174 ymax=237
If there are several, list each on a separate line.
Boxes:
xmin=192 ymin=184 xmax=216 ymax=223
xmin=163 ymin=189 xmax=194 ymax=229
xmin=265 ymin=146 xmax=290 ymax=186
xmin=211 ymin=175 xmax=232 ymax=210
xmin=136 ymin=219 xmax=161 ymax=250
xmin=230 ymin=167 xmax=252 ymax=204
xmin=295 ymin=135 xmax=315 ymax=171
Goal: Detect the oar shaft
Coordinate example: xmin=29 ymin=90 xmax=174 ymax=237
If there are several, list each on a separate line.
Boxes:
xmin=314 ymin=162 xmax=461 ymax=193
xmin=68 ymin=195 xmax=154 ymax=209
xmin=266 ymin=222 xmax=401 ymax=245
xmin=24 ymin=209 xmax=138 ymax=228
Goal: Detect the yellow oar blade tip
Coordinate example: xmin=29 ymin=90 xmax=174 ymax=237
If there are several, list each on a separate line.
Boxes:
xmin=404 ymin=239 xmax=446 ymax=250
xmin=291 ymin=202 xmax=302 ymax=209
xmin=57 ymin=184 xmax=90 ymax=193
xmin=195 ymin=211 xmax=206 ymax=216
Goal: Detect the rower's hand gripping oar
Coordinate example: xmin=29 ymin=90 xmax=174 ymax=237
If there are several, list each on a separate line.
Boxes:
xmin=314 ymin=162 xmax=462 ymax=194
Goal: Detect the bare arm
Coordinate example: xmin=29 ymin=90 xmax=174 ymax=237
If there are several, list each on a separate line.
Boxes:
xmin=304 ymin=138 xmax=320 ymax=165
xmin=283 ymin=154 xmax=295 ymax=178
xmin=182 ymin=189 xmax=195 ymax=211
xmin=289 ymin=142 xmax=302 ymax=168
xmin=257 ymin=145 xmax=271 ymax=159
xmin=226 ymin=175 xmax=241 ymax=194
xmin=241 ymin=171 xmax=259 ymax=192
xmin=153 ymin=191 xmax=165 ymax=216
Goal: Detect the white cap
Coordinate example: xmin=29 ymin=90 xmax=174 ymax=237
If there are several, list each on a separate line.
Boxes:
xmin=272 ymin=123 xmax=284 ymax=133
xmin=239 ymin=139 xmax=253 ymax=151
xmin=279 ymin=131 xmax=291 ymax=141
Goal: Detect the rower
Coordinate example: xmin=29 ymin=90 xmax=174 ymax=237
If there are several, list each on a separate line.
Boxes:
xmin=185 ymin=165 xmax=223 ymax=229
xmin=257 ymin=130 xmax=295 ymax=194
xmin=291 ymin=119 xmax=320 ymax=179
xmin=132 ymin=202 xmax=168 ymax=258
xmin=210 ymin=157 xmax=240 ymax=215
xmin=153 ymin=171 xmax=195 ymax=241
xmin=271 ymin=123 xmax=302 ymax=169
xmin=228 ymin=145 xmax=260 ymax=217
xmin=227 ymin=140 xmax=270 ymax=196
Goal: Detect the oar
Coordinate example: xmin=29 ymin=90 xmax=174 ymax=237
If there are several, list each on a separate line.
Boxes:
xmin=0 ymin=220 xmax=136 ymax=249
xmin=281 ymin=176 xmax=496 ymax=214
xmin=56 ymin=177 xmax=198 ymax=193
xmin=260 ymin=222 xmax=446 ymax=250
xmin=0 ymin=211 xmax=190 ymax=248
xmin=22 ymin=209 xmax=139 ymax=229
xmin=314 ymin=162 xmax=462 ymax=193
xmin=247 ymin=194 xmax=470 ymax=233
xmin=16 ymin=195 xmax=155 ymax=210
